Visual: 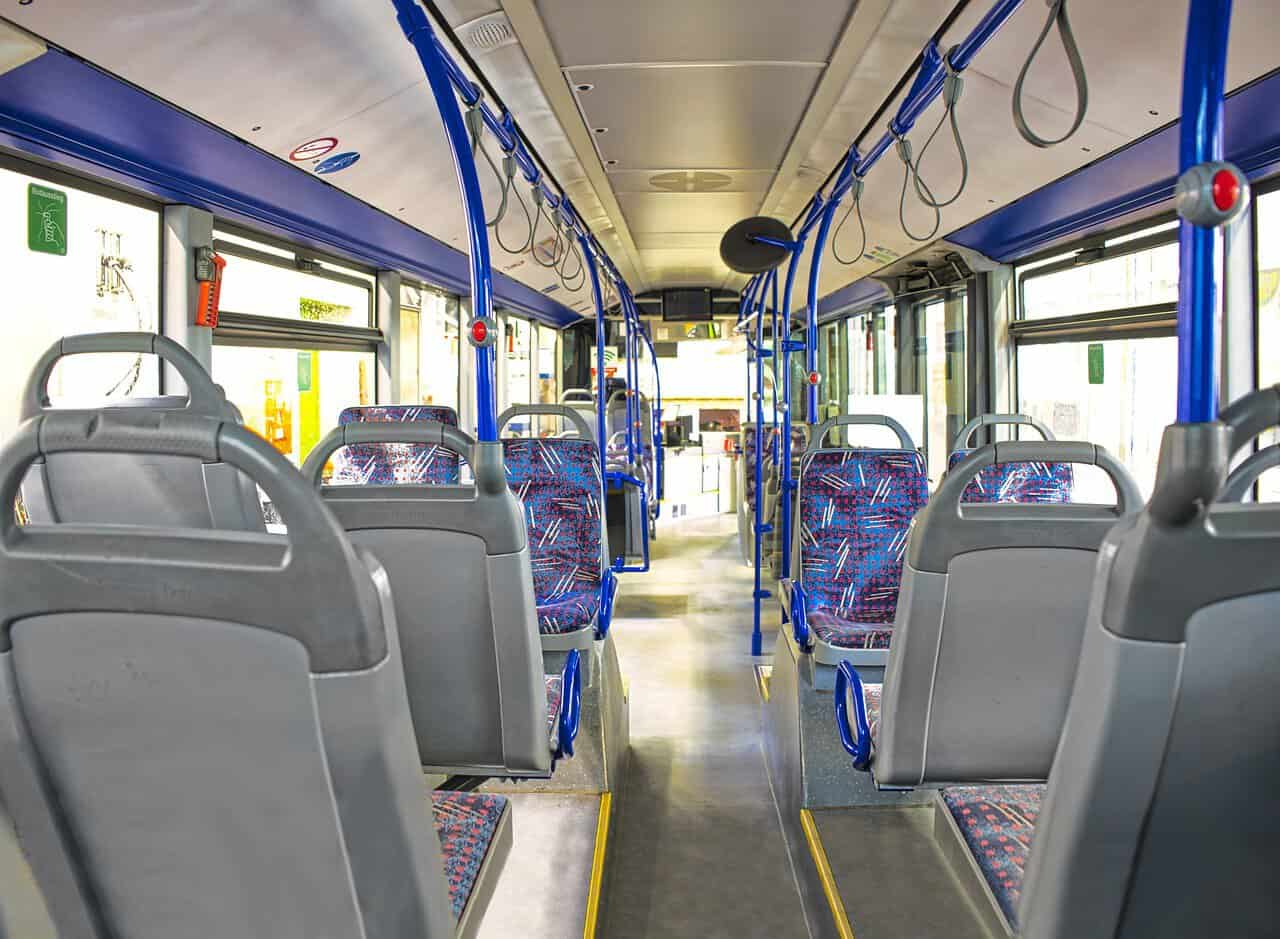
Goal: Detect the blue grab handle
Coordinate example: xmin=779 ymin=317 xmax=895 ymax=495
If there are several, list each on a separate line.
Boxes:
xmin=834 ymin=661 xmax=873 ymax=772
xmin=597 ymin=569 xmax=618 ymax=640
xmin=790 ymin=583 xmax=811 ymax=649
xmin=557 ymin=648 xmax=582 ymax=760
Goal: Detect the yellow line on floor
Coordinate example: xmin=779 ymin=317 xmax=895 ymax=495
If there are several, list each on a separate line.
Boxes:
xmin=799 ymin=808 xmax=856 ymax=939
xmin=582 ymin=791 xmax=612 ymax=939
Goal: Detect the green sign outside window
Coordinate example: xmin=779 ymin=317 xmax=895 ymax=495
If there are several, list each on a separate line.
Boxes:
xmin=1087 ymin=343 xmax=1105 ymax=385
xmin=27 ymin=184 xmax=67 ymax=256
xmin=297 ymin=352 xmax=313 ymax=392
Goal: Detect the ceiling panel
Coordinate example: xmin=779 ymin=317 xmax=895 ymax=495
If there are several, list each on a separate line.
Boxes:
xmin=607 ymin=168 xmax=778 ymax=194
xmin=616 ymin=191 xmax=765 ymax=234
xmin=568 ymin=65 xmax=822 ymax=171
xmin=536 ymin=0 xmax=853 ymax=67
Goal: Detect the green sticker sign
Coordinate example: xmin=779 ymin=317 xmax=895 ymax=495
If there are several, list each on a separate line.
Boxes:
xmin=28 ymin=184 xmax=67 ymax=256
xmin=297 ymin=352 xmax=313 ymax=392
xmin=1088 ymin=343 xmax=1105 ymax=385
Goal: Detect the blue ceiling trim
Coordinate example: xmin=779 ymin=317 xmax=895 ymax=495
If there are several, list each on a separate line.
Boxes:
xmin=815 ymin=277 xmax=891 ymax=322
xmin=0 ymin=49 xmax=580 ymax=328
xmin=949 ymin=68 xmax=1280 ymax=263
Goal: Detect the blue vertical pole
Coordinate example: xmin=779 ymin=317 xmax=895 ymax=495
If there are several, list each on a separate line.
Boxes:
xmin=751 ymin=273 xmax=770 ymax=656
xmin=1176 ymin=0 xmax=1233 ymax=423
xmin=778 ymin=246 xmax=804 ymax=580
xmin=582 ymin=238 xmax=609 ymax=472
xmin=389 ymin=0 xmax=497 ymax=439
xmin=806 ymin=198 xmax=841 ymax=425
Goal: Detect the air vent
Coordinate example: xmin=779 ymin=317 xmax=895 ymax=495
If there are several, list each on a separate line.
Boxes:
xmin=460 ymin=12 xmax=516 ymax=54
xmin=649 ymin=171 xmax=733 ymax=193
xmin=541 ymin=283 xmax=560 ymax=294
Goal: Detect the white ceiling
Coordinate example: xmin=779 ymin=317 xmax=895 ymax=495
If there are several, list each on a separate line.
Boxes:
xmin=7 ymin=0 xmax=1280 ymax=308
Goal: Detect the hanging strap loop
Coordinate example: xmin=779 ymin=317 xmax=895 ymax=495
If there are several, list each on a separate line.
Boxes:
xmin=831 ymin=178 xmax=868 ymax=266
xmin=1012 ymin=0 xmax=1089 ymax=148
xmin=894 ymin=130 xmax=941 ymax=242
xmin=913 ymin=50 xmax=970 ymax=209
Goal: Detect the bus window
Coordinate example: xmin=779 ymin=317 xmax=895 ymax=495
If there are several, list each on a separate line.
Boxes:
xmin=1013 ymin=224 xmax=1180 ymax=497
xmin=534 ymin=323 xmax=559 ymax=435
xmin=0 ymin=163 xmax=160 ymax=437
xmin=210 ymin=229 xmax=378 ymax=464
xmin=402 ymin=284 xmax=460 ymax=410
xmin=1256 ymin=189 xmax=1280 ymax=500
xmin=915 ymin=291 xmax=967 ymax=482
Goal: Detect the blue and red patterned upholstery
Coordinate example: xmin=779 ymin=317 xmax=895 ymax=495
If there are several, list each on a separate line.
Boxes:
xmin=941 ymin=784 xmax=1044 ymax=929
xmin=947 ymin=449 xmax=1074 ymax=504
xmin=742 ymin=425 xmax=806 ymax=506
xmin=799 ymin=449 xmax=928 ymax=649
xmin=330 ymin=405 xmax=462 ymax=485
xmin=502 ymin=438 xmax=603 ymax=636
xmin=431 ymin=791 xmax=509 ymax=920
xmin=545 ymin=673 xmax=563 ymax=752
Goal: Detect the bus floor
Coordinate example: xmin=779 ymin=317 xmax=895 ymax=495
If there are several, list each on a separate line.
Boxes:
xmin=598 ymin=513 xmax=808 ymax=937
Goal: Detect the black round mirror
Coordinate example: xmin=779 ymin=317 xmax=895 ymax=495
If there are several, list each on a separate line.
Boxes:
xmin=720 ymin=216 xmax=793 ymax=275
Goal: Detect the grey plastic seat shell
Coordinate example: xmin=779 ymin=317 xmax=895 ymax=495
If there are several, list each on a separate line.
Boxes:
xmin=0 ymin=410 xmax=458 ymax=939
xmin=303 ymin=420 xmax=550 ymax=777
xmin=872 ymin=441 xmax=1141 ymax=786
xmin=500 ymin=404 xmax=604 ymax=653
xmin=19 ymin=333 xmax=263 ymax=531
xmin=949 ymin=413 xmax=1053 ymax=451
xmin=1020 ymin=388 xmax=1280 ymax=937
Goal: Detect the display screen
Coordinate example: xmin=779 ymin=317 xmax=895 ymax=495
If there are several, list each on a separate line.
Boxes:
xmin=662 ymin=288 xmax=712 ymax=321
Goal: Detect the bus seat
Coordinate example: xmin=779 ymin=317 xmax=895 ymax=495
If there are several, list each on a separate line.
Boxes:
xmin=18 ymin=333 xmax=263 ymax=531
xmin=302 ymin=420 xmax=572 ymax=776
xmin=945 ymin=413 xmax=1073 ymax=504
xmin=432 ymin=791 xmax=513 ymax=928
xmin=865 ymin=442 xmax=1140 ymax=787
xmin=785 ymin=415 xmax=927 ymax=668
xmin=499 ymin=405 xmax=608 ymax=653
xmin=1017 ymin=386 xmax=1280 ymax=938
xmin=0 ymin=409 xmax=475 ymax=939
xmin=558 ymin=388 xmax=598 ymax=441
xmin=941 ymin=785 xmax=1041 ymax=931
xmin=332 ymin=405 xmax=461 ymax=485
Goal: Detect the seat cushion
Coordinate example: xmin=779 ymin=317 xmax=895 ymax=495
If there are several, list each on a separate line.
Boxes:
xmin=545 ymin=674 xmax=563 ymax=753
xmin=503 ymin=438 xmax=603 ymax=636
xmin=941 ymin=784 xmax=1044 ymax=929
xmin=799 ymin=448 xmax=928 ymax=630
xmin=432 ymin=791 xmax=510 ymax=920
xmin=331 ymin=405 xmax=461 ymax=485
xmin=947 ymin=450 xmax=1074 ymax=504
xmin=809 ymin=608 xmax=895 ymax=650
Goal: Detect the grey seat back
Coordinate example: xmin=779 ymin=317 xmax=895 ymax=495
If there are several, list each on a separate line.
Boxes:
xmin=0 ymin=410 xmax=453 ymax=939
xmin=19 ymin=333 xmax=263 ymax=531
xmin=1020 ymin=386 xmax=1280 ymax=938
xmin=559 ymin=388 xmax=599 ymax=441
xmin=302 ymin=422 xmax=548 ymax=777
xmin=876 ymin=441 xmax=1141 ymax=787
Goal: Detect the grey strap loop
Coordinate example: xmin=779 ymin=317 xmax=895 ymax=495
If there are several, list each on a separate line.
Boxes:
xmin=952 ymin=413 xmax=1054 ymax=450
xmin=913 ymin=52 xmax=969 ymax=209
xmin=1220 ymin=445 xmax=1280 ymax=502
xmin=493 ymin=156 xmax=535 ymax=254
xmin=940 ymin=440 xmax=1141 ymax=515
xmin=22 ymin=332 xmax=225 ymax=420
xmin=831 ymin=178 xmax=868 ymax=266
xmin=894 ymin=131 xmax=941 ymax=242
xmin=1012 ymin=0 xmax=1089 ymax=148
xmin=812 ymin=414 xmax=915 ymax=451
xmin=498 ymin=404 xmax=594 ymax=440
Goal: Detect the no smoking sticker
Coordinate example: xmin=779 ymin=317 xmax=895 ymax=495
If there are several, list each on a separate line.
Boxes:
xmin=290 ymin=137 xmax=338 ymax=162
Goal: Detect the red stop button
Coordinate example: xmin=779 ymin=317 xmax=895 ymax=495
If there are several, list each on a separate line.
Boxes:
xmin=1212 ymin=168 xmax=1240 ymax=212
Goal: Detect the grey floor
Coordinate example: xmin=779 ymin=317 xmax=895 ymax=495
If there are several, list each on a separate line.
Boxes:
xmin=599 ymin=514 xmax=809 ymax=938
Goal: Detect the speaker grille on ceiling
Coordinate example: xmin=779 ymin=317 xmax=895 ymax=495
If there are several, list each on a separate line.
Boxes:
xmin=649 ymin=171 xmax=733 ymax=193
xmin=461 ymin=13 xmax=516 ymax=53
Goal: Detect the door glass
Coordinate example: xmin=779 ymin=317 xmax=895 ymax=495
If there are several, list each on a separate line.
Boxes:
xmin=916 ymin=294 xmax=967 ymax=481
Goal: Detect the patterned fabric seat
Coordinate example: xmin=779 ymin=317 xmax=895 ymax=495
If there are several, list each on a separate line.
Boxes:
xmin=947 ymin=449 xmax=1074 ymax=504
xmin=330 ymin=405 xmax=462 ymax=485
xmin=431 ymin=791 xmax=510 ymax=920
xmin=799 ymin=449 xmax=928 ymax=649
xmin=545 ymin=674 xmax=563 ymax=753
xmin=503 ymin=437 xmax=604 ymax=636
xmin=942 ymin=784 xmax=1044 ymax=930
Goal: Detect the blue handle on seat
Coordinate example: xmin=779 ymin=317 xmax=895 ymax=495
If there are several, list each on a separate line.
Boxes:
xmin=597 ymin=569 xmax=618 ymax=640
xmin=790 ymin=583 xmax=811 ymax=649
xmin=606 ymin=470 xmax=650 ymax=573
xmin=556 ymin=648 xmax=582 ymax=760
xmin=834 ymin=661 xmax=873 ymax=772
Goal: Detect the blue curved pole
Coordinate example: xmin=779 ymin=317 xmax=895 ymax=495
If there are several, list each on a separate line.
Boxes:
xmin=390 ymin=0 xmax=497 ymax=440
xmin=751 ymin=270 xmax=778 ymax=657
xmin=778 ymin=245 xmax=804 ymax=581
xmin=806 ymin=199 xmax=840 ymax=424
xmin=1176 ymin=0 xmax=1233 ymax=424
xmin=581 ymin=236 xmax=609 ymax=471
